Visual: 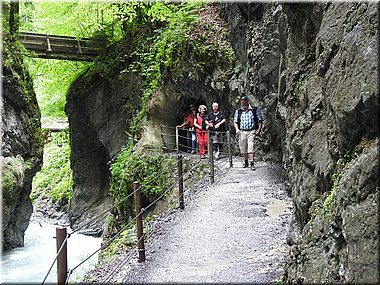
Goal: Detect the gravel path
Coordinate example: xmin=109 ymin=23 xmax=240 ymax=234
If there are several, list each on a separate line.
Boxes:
xmin=102 ymin=157 xmax=292 ymax=283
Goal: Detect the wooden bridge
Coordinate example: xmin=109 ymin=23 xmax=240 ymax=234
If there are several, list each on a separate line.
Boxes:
xmin=19 ymin=32 xmax=107 ymax=61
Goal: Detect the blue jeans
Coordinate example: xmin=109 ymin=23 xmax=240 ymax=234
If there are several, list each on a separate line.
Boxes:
xmin=190 ymin=130 xmax=198 ymax=151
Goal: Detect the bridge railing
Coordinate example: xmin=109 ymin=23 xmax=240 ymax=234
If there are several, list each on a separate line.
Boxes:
xmin=19 ymin=32 xmax=106 ymax=61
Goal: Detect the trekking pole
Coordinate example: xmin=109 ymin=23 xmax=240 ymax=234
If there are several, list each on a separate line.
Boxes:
xmin=208 ymin=130 xmax=214 ymax=183
xmin=227 ymin=130 xmax=233 ymax=168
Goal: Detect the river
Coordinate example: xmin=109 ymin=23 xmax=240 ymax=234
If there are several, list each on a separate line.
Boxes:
xmin=1 ymin=221 xmax=102 ymax=283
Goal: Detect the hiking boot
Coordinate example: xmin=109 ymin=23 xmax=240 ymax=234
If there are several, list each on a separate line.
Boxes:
xmin=243 ymin=162 xmax=249 ymax=168
xmin=250 ymin=161 xmax=256 ymax=171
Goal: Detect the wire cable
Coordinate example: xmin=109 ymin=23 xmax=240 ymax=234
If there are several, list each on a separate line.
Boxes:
xmin=61 ymin=126 xmax=241 ymax=282
xmin=41 ymin=234 xmax=70 ymax=285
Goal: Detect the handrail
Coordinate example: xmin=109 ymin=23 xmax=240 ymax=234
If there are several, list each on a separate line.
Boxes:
xmin=19 ymin=31 xmax=106 ymax=61
xmin=42 ymin=125 xmax=243 ymax=284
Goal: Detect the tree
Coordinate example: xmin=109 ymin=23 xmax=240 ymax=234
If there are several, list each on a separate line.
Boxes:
xmin=9 ymin=1 xmax=20 ymax=35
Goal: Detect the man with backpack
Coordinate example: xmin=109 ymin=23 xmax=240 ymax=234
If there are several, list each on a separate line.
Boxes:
xmin=233 ymin=95 xmax=263 ymax=170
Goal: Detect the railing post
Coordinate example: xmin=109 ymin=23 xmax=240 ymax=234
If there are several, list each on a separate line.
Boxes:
xmin=77 ymin=40 xmax=83 ymax=54
xmin=227 ymin=130 xmax=233 ymax=168
xmin=208 ymin=130 xmax=214 ymax=183
xmin=178 ymin=155 xmax=184 ymax=209
xmin=56 ymin=227 xmax=68 ymax=285
xmin=175 ymin=127 xmax=179 ymax=155
xmin=133 ymin=181 xmax=146 ymax=262
xmin=46 ymin=35 xmax=52 ymax=52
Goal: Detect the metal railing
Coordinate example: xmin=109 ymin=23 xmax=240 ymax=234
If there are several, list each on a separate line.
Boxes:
xmin=41 ymin=125 xmax=240 ymax=284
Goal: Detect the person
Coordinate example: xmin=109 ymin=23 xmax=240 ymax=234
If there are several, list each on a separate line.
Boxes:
xmin=194 ymin=104 xmax=209 ymax=159
xmin=205 ymin=102 xmax=226 ymax=160
xmin=233 ymin=95 xmax=263 ymax=170
xmin=177 ymin=104 xmax=198 ymax=153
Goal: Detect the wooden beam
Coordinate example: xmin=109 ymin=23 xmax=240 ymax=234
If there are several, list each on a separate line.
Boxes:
xmin=19 ymin=31 xmax=107 ymax=61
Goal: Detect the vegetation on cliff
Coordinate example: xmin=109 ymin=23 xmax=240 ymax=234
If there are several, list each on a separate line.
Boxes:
xmin=31 ymin=131 xmax=73 ymax=203
xmin=65 ymin=2 xmax=234 ymax=214
xmin=64 ymin=1 xmax=235 ymax=261
xmin=2 ymin=1 xmax=45 ymax=250
xmin=2 ymin=2 xmax=43 ymax=156
xmin=12 ymin=0 xmax=234 ymax=257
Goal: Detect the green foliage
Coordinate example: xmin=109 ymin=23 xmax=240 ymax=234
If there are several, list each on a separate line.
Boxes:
xmin=307 ymin=150 xmax=359 ymax=224
xmin=100 ymin=228 xmax=136 ymax=259
xmin=31 ymin=131 xmax=73 ymax=202
xmin=321 ymin=151 xmax=357 ymax=214
xmin=125 ymin=1 xmax=203 ymax=135
xmin=107 ymin=2 xmax=234 ymax=224
xmin=109 ymin=150 xmax=176 ymax=215
xmin=323 ymin=152 xmax=355 ymax=204
xmin=121 ymin=2 xmax=236 ymax=137
xmin=19 ymin=0 xmax=123 ymax=120
xmin=1 ymin=1 xmax=12 ymax=34
xmin=1 ymin=156 xmax=25 ymax=202
xmin=2 ymin=31 xmax=45 ymax=159
xmin=113 ymin=1 xmax=176 ymax=33
xmin=24 ymin=58 xmax=90 ymax=119
xmin=20 ymin=0 xmax=123 ymax=42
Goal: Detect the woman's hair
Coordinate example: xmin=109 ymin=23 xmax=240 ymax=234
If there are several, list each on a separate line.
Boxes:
xmin=199 ymin=104 xmax=207 ymax=112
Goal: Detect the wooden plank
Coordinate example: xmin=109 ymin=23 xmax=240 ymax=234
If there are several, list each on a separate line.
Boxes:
xmin=33 ymin=54 xmax=96 ymax=61
xmin=23 ymin=42 xmax=49 ymax=51
xmin=21 ymin=31 xmax=83 ymax=40
xmin=21 ymin=38 xmax=103 ymax=50
xmin=20 ymin=32 xmax=106 ymax=45
xmin=23 ymin=41 xmax=101 ymax=53
xmin=19 ymin=32 xmax=106 ymax=61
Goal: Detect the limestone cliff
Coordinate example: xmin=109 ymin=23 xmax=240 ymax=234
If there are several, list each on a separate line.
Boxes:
xmin=65 ymin=6 xmax=236 ymax=231
xmin=64 ymin=3 xmax=378 ymax=282
xmin=65 ymin=64 xmax=143 ymax=232
xmin=224 ymin=2 xmax=378 ymax=283
xmin=2 ymin=36 xmax=43 ymax=250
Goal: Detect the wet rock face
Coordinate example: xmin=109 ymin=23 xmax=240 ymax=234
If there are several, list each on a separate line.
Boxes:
xmin=66 ymin=6 xmax=236 ymax=231
xmin=65 ymin=71 xmax=141 ymax=231
xmin=223 ymin=2 xmax=285 ymax=162
xmin=2 ymin=63 xmax=43 ymax=250
xmin=224 ymin=2 xmax=378 ymax=283
xmin=64 ymin=2 xmax=377 ymax=281
xmin=66 ymin=61 xmax=234 ymax=231
xmin=136 ymin=67 xmax=234 ymax=153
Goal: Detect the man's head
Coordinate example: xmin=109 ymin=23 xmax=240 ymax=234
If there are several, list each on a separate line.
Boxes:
xmin=240 ymin=95 xmax=249 ymax=110
xmin=212 ymin=102 xmax=219 ymax=113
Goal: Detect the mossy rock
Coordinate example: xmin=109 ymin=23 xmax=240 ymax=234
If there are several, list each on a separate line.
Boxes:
xmin=2 ymin=156 xmax=25 ymax=203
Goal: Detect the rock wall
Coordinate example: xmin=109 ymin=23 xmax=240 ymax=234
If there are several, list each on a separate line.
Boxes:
xmin=224 ymin=2 xmax=378 ymax=283
xmin=2 ymin=38 xmax=43 ymax=250
xmin=65 ymin=3 xmax=378 ymax=281
xmin=65 ymin=6 xmax=237 ymax=230
xmin=65 ymin=68 xmax=142 ymax=232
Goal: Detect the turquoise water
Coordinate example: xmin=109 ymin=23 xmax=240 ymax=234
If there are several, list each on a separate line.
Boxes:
xmin=1 ymin=221 xmax=101 ymax=283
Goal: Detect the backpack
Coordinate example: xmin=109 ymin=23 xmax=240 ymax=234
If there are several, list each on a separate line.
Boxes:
xmin=196 ymin=113 xmax=207 ymax=131
xmin=237 ymin=107 xmax=260 ymax=131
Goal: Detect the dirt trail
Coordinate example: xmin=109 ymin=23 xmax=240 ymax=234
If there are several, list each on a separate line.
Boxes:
xmin=103 ymin=158 xmax=292 ymax=283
